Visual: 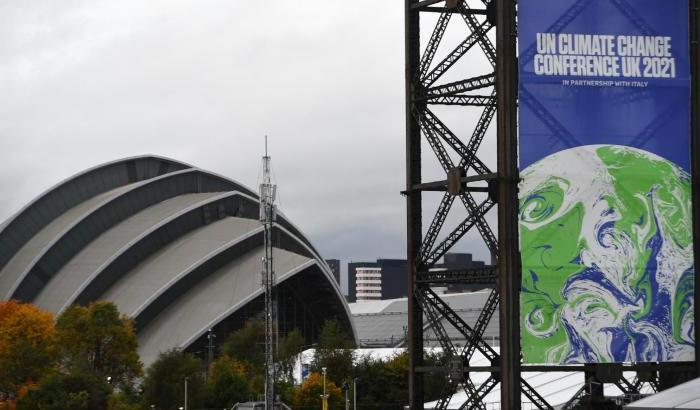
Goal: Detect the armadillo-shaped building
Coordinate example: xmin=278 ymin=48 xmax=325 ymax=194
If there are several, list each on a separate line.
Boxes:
xmin=0 ymin=156 xmax=355 ymax=365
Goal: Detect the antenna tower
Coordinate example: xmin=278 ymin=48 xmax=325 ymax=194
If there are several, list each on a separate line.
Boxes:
xmin=260 ymin=136 xmax=277 ymax=409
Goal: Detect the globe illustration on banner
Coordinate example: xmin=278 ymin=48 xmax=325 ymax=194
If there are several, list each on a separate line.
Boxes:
xmin=519 ymin=145 xmax=695 ymax=364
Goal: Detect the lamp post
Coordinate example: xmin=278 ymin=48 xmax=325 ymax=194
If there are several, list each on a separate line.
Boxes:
xmin=342 ymin=381 xmax=350 ymax=410
xmin=320 ymin=367 xmax=328 ymax=410
xmin=184 ymin=377 xmax=189 ymax=410
xmin=353 ymin=377 xmax=359 ymax=410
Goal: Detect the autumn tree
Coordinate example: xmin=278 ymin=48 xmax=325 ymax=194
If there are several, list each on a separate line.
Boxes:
xmin=205 ymin=355 xmax=252 ymax=408
xmin=0 ymin=300 xmax=57 ymax=399
xmin=291 ymin=372 xmax=343 ymax=409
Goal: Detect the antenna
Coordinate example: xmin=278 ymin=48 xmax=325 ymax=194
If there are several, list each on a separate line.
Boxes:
xmin=260 ymin=136 xmax=276 ymax=409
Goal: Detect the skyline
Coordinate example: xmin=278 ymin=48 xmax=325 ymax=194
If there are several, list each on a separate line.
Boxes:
xmin=0 ymin=1 xmax=496 ymax=295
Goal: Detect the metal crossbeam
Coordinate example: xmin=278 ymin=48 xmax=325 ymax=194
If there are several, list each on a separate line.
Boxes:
xmin=463 ymin=288 xmax=499 ymax=360
xmin=423 ymin=288 xmax=498 ymax=361
xmin=426 ymin=95 xmax=495 ymax=106
xmin=418 ymin=9 xmax=452 ymax=79
xmin=459 ymin=376 xmax=498 ymax=410
xmin=418 ymin=193 xmax=455 ymax=264
xmin=420 ymin=113 xmax=455 ymax=173
xmin=458 ymin=91 xmax=496 ymax=171
xmin=457 ymin=2 xmax=496 ymax=66
xmin=422 ymin=20 xmax=492 ymax=86
xmin=419 ymin=73 xmax=495 ymax=100
xmin=521 ymin=378 xmax=555 ymax=410
xmin=423 ymin=108 xmax=476 ymax=163
xmin=415 ymin=266 xmax=496 ymax=284
xmin=423 ymin=198 xmax=495 ymax=267
xmin=459 ymin=192 xmax=498 ymax=255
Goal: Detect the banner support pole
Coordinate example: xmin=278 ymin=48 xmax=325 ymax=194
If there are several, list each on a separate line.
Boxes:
xmin=496 ymin=0 xmax=521 ymax=408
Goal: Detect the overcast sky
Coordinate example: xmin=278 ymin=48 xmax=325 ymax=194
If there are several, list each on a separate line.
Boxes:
xmin=0 ymin=1 xmax=496 ymax=292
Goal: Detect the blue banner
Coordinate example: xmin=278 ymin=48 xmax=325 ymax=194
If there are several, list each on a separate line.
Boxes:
xmin=518 ymin=0 xmax=694 ymax=364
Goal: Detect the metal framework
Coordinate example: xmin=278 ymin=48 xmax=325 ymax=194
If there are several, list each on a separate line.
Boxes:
xmin=260 ymin=138 xmax=277 ymax=409
xmin=405 ymin=0 xmax=700 ymax=409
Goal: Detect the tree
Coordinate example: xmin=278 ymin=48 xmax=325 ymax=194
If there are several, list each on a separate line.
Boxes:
xmin=310 ymin=319 xmax=355 ymax=386
xmin=220 ymin=318 xmax=266 ymax=393
xmin=205 ymin=355 xmax=252 ymax=408
xmin=220 ymin=318 xmax=265 ymax=369
xmin=276 ymin=328 xmax=304 ymax=382
xmin=140 ymin=349 xmax=205 ymax=410
xmin=0 ymin=300 xmax=57 ymax=399
xmin=55 ymin=301 xmax=142 ymax=390
xmin=291 ymin=372 xmax=343 ymax=409
xmin=16 ymin=371 xmax=111 ymax=410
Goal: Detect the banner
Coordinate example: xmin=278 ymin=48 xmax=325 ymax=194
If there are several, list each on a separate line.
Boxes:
xmin=518 ymin=0 xmax=694 ymax=364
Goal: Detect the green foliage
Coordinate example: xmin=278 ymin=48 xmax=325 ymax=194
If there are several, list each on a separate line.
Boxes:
xmin=276 ymin=328 xmax=304 ymax=382
xmin=106 ymin=393 xmax=141 ymax=410
xmin=310 ymin=320 xmax=355 ymax=386
xmin=16 ymin=371 xmax=110 ymax=410
xmin=0 ymin=300 xmax=57 ymax=398
xmin=205 ymin=355 xmax=252 ymax=408
xmin=55 ymin=301 xmax=143 ymax=390
xmin=347 ymin=350 xmax=447 ymax=410
xmin=220 ymin=318 xmax=265 ymax=394
xmin=140 ymin=349 xmax=205 ymax=410
xmin=318 ymin=319 xmax=354 ymax=350
xmin=221 ymin=318 xmax=265 ymax=369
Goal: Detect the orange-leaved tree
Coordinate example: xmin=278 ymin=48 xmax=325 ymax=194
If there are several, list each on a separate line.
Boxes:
xmin=291 ymin=372 xmax=343 ymax=409
xmin=0 ymin=300 xmax=57 ymax=400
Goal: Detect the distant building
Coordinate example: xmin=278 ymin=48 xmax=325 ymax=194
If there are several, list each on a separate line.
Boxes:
xmin=325 ymin=259 xmax=341 ymax=284
xmin=347 ymin=261 xmax=378 ymax=303
xmin=347 ymin=253 xmax=489 ymax=302
xmin=347 ymin=259 xmax=409 ymax=302
xmin=355 ymin=267 xmax=382 ymax=302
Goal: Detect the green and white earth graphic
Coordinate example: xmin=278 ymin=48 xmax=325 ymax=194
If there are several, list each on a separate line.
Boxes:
xmin=519 ymin=145 xmax=695 ymax=364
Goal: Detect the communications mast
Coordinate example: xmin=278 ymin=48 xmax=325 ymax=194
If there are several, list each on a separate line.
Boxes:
xmin=259 ymin=136 xmax=277 ymax=409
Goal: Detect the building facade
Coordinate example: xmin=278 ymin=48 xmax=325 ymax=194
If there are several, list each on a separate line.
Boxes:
xmin=355 ymin=267 xmax=382 ymax=302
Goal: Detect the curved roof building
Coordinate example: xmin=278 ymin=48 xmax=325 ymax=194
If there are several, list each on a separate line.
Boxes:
xmin=0 ymin=156 xmax=356 ymax=365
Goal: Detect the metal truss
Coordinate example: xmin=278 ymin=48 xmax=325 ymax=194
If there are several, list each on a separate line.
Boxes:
xmin=406 ymin=0 xmax=531 ymax=408
xmin=406 ymin=1 xmax=699 ymax=409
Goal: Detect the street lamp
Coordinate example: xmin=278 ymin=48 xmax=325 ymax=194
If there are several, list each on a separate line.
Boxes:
xmin=341 ymin=381 xmax=350 ymax=410
xmin=320 ymin=367 xmax=328 ymax=410
xmin=184 ymin=377 xmax=189 ymax=410
xmin=353 ymin=377 xmax=359 ymax=410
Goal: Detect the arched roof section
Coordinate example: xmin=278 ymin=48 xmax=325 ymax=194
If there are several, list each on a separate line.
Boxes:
xmin=6 ymin=168 xmax=246 ymax=302
xmin=34 ymin=192 xmax=254 ymax=312
xmin=0 ymin=156 xmax=190 ymax=274
xmin=62 ymin=192 xmax=261 ymax=311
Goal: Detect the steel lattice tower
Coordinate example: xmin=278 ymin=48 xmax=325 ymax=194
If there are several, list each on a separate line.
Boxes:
xmin=405 ymin=1 xmax=700 ymax=409
xmin=260 ymin=137 xmax=277 ymax=409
